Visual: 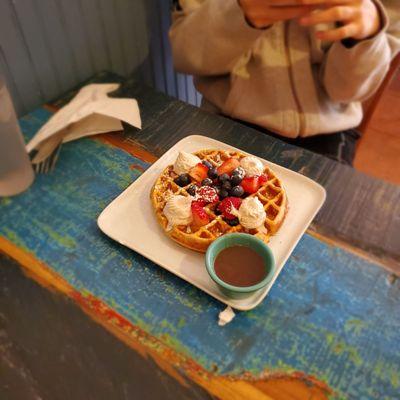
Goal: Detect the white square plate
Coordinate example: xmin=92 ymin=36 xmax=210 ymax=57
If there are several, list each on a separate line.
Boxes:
xmin=98 ymin=135 xmax=326 ymax=310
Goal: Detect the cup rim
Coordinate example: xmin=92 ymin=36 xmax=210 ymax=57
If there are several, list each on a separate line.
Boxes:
xmin=205 ymin=233 xmax=276 ymax=293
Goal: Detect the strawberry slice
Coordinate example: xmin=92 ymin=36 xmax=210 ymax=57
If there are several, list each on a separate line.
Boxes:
xmin=217 ymin=158 xmax=240 ymax=176
xmin=189 ymin=163 xmax=208 ymax=182
xmin=258 ymin=174 xmax=268 ymax=185
xmin=191 ymin=201 xmax=210 ymax=227
xmin=196 ymin=186 xmax=219 ymax=205
xmin=218 ymin=197 xmax=242 ymax=220
xmin=241 ymin=176 xmax=260 ymax=194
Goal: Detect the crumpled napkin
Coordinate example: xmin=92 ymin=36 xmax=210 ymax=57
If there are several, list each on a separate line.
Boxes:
xmin=218 ymin=306 xmax=236 ymax=326
xmin=26 ymin=83 xmax=141 ymax=164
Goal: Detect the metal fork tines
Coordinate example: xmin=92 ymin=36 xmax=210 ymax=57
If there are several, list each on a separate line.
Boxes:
xmin=33 ymin=143 xmax=62 ymax=174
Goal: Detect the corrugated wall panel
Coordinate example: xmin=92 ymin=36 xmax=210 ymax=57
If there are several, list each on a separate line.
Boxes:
xmin=0 ymin=0 xmax=201 ymax=116
xmin=0 ymin=0 xmax=44 ymax=115
xmin=151 ymin=0 xmax=202 ymax=107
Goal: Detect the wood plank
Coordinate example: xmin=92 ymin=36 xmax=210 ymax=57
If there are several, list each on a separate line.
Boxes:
xmin=0 ymin=0 xmax=44 ymax=114
xmin=114 ymin=0 xmax=140 ymax=76
xmin=32 ymin=0 xmax=79 ymax=93
xmin=97 ymin=0 xmax=126 ymax=76
xmin=0 ymin=247 xmax=329 ymax=400
xmin=0 ymin=256 xmax=213 ymax=400
xmin=115 ymin=0 xmax=152 ymax=82
xmin=12 ymin=0 xmax=61 ymax=102
xmin=57 ymin=0 xmax=95 ymax=82
xmin=0 ymin=0 xmax=193 ymax=117
xmin=78 ymin=0 xmax=111 ymax=74
xmin=0 ymin=47 xmax=25 ymax=117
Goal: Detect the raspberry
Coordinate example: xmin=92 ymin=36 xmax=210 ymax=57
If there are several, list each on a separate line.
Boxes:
xmin=196 ymin=186 xmax=219 ymax=205
xmin=218 ymin=197 xmax=242 ymax=220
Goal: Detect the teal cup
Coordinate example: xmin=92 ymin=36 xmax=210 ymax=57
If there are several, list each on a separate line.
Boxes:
xmin=205 ymin=233 xmax=276 ymax=299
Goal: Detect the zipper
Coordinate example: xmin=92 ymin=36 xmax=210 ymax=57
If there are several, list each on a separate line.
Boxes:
xmin=284 ymin=22 xmax=305 ymax=136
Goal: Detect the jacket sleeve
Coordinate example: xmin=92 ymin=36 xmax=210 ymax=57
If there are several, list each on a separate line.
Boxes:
xmin=321 ymin=0 xmax=400 ymax=103
xmin=169 ymin=0 xmax=264 ymax=76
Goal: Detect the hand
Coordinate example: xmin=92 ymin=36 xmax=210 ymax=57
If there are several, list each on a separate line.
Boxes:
xmin=238 ymin=0 xmax=316 ymax=29
xmin=298 ymin=0 xmax=381 ymax=41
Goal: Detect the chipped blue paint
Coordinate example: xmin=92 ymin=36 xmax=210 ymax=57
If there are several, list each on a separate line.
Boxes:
xmin=1 ymin=108 xmax=399 ymax=399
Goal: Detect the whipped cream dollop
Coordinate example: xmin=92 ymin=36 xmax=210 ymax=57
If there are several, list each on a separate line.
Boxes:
xmin=163 ymin=195 xmax=193 ymax=228
xmin=173 ymin=151 xmax=201 ymax=175
xmin=238 ymin=197 xmax=266 ymax=230
xmin=240 ymin=156 xmax=264 ymax=177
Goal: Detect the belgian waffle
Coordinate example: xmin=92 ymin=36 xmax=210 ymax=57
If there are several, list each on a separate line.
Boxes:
xmin=150 ymin=149 xmax=287 ymax=252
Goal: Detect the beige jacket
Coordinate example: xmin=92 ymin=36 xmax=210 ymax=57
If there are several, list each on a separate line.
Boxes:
xmin=169 ymin=0 xmax=400 ymax=138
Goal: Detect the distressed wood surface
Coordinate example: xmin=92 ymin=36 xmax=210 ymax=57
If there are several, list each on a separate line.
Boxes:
xmin=0 ymin=256 xmax=214 ymax=400
xmin=1 ymin=102 xmax=400 ymax=399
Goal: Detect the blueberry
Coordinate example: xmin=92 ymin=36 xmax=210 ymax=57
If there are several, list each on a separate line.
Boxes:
xmin=232 ymin=167 xmax=245 ymax=178
xmin=182 ymin=174 xmax=192 ymax=185
xmin=208 ymin=167 xmax=218 ymax=179
xmin=231 ymin=174 xmax=243 ymax=186
xmin=218 ymin=189 xmax=229 ymax=199
xmin=187 ymin=184 xmax=197 ymax=196
xmin=230 ymin=185 xmax=244 ymax=197
xmin=202 ymin=160 xmax=212 ymax=169
xmin=218 ymin=173 xmax=230 ymax=183
xmin=174 ymin=173 xmax=191 ymax=187
xmin=222 ymin=180 xmax=232 ymax=191
xmin=201 ymin=178 xmax=213 ymax=186
xmin=227 ymin=218 xmax=239 ymax=226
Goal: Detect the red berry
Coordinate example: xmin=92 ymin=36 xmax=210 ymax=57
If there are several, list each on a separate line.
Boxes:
xmin=241 ymin=176 xmax=260 ymax=194
xmin=218 ymin=197 xmax=242 ymax=220
xmin=217 ymin=158 xmax=240 ymax=176
xmin=196 ymin=186 xmax=219 ymax=205
xmin=189 ymin=163 xmax=208 ymax=182
xmin=258 ymin=174 xmax=268 ymax=185
xmin=191 ymin=201 xmax=210 ymax=227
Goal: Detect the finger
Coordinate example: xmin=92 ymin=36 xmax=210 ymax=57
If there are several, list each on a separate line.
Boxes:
xmin=248 ymin=6 xmax=315 ymax=24
xmin=267 ymin=0 xmax=322 ymax=6
xmin=298 ymin=0 xmax=357 ymax=4
xmin=299 ymin=6 xmax=357 ymax=26
xmin=267 ymin=0 xmax=312 ymax=5
xmin=267 ymin=0 xmax=354 ymax=6
xmin=315 ymin=22 xmax=359 ymax=41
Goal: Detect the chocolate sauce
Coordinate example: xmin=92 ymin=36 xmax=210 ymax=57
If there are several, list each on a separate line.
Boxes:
xmin=214 ymin=246 xmax=266 ymax=287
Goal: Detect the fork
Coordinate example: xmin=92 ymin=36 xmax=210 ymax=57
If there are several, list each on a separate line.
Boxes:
xmin=31 ymin=136 xmax=63 ymax=174
xmin=33 ymin=144 xmax=62 ymax=174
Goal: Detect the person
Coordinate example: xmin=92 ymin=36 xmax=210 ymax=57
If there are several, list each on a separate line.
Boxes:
xmin=169 ymin=0 xmax=400 ymax=165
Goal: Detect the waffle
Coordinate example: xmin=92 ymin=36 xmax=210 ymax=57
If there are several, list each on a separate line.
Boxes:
xmin=150 ymin=149 xmax=287 ymax=252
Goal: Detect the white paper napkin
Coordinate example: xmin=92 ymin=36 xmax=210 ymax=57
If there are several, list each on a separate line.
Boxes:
xmin=218 ymin=306 xmax=236 ymax=326
xmin=26 ymin=83 xmax=141 ymax=164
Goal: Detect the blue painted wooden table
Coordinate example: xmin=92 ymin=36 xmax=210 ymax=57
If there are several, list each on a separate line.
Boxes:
xmin=1 ymin=82 xmax=399 ymax=400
